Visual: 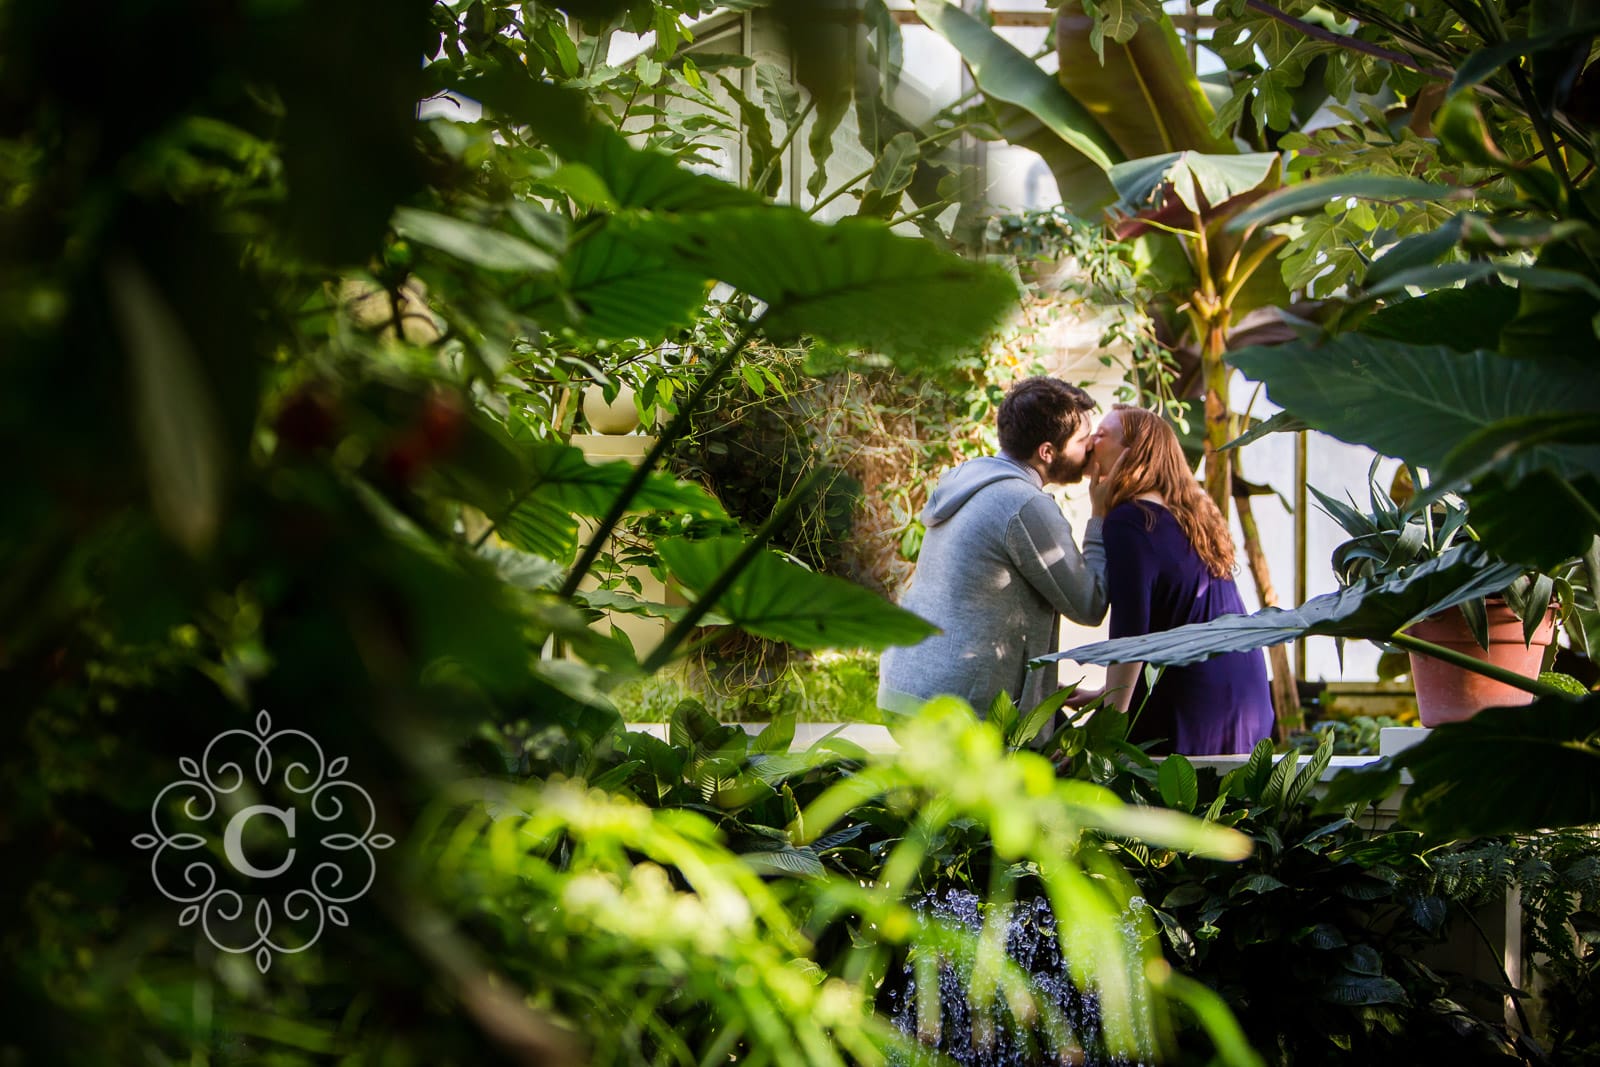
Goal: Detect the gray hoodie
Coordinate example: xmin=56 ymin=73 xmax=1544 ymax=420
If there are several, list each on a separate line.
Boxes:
xmin=878 ymin=454 xmax=1108 ymax=716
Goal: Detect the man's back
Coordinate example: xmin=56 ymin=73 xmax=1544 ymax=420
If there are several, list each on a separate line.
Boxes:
xmin=878 ymin=454 xmax=1107 ymax=716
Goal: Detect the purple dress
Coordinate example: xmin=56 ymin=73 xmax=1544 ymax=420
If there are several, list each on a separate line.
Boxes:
xmin=1104 ymin=500 xmax=1274 ymax=756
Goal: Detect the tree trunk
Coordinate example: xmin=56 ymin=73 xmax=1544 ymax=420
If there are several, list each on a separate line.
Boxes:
xmin=1233 ymin=454 xmax=1304 ymax=740
xmin=1200 ymin=318 xmax=1233 ymax=511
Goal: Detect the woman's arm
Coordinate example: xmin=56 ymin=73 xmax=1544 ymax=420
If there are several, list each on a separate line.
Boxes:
xmin=1104 ymin=661 xmax=1143 ymax=713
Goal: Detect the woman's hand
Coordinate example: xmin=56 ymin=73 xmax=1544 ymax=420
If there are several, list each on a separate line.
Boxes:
xmin=1088 ymin=451 xmax=1116 ymax=517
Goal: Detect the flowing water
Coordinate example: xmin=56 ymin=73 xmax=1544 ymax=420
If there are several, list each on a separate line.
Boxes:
xmin=885 ymin=888 xmax=1151 ymax=1066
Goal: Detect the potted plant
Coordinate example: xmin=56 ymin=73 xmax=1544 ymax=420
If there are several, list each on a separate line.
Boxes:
xmin=1315 ymin=462 xmax=1589 ymax=726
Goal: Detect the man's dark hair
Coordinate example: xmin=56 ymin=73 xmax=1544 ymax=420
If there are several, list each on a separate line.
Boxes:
xmin=996 ymin=377 xmax=1097 ymax=458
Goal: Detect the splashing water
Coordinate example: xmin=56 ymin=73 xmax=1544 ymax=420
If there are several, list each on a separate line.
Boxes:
xmin=884 ymin=888 xmax=1153 ymax=1066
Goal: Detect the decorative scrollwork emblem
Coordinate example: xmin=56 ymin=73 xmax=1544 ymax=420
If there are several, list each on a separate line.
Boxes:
xmin=132 ymin=710 xmax=393 ymax=972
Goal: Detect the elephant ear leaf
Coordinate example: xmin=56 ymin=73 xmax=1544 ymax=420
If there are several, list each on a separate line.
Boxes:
xmin=1394 ymin=697 xmax=1600 ymax=836
xmin=1035 ymin=545 xmax=1524 ymax=668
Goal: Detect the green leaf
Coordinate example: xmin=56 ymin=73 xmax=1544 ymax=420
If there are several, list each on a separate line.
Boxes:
xmin=914 ymin=0 xmax=1121 ymax=174
xmin=1395 ymin=696 xmax=1600 ymax=836
xmin=392 ymin=207 xmax=559 ymax=273
xmin=107 ymin=255 xmax=225 ymax=555
xmin=1362 ymin=221 xmax=1468 ymax=289
xmin=657 ymin=535 xmax=938 ymax=651
xmin=1320 ymin=974 xmax=1407 ymax=1006
xmin=755 ymin=62 xmax=803 ymax=129
xmin=1009 ymin=683 xmax=1076 ymax=750
xmin=1359 ymin=286 xmax=1522 ymax=353
xmin=1035 ymin=544 xmax=1525 ymax=669
xmin=1227 ymin=334 xmax=1600 ymax=489
xmin=1225 ymin=175 xmax=1463 ymax=233
xmin=498 ymin=442 xmax=727 ymax=561
xmin=537 ymin=161 xmax=618 ymax=211
xmin=476 ymin=543 xmax=564 ymax=591
xmin=1111 ymin=151 xmax=1279 ymax=216
xmin=717 ymin=72 xmax=781 ymax=196
xmin=858 ymin=131 xmax=919 ymax=218
xmin=806 ymin=94 xmax=849 ymax=200
xmin=741 ymin=848 xmax=826 ymax=878
xmin=530 ymin=225 xmax=708 ymax=339
xmin=1450 ymin=21 xmax=1600 ymax=95
xmin=1058 ymin=6 xmax=1232 ymax=158
xmin=1157 ymin=753 xmax=1199 ymax=812
xmin=621 ymin=208 xmax=1018 ymax=362
xmin=1220 ymin=410 xmax=1308 ymax=452
xmin=450 ymin=69 xmax=756 ymax=213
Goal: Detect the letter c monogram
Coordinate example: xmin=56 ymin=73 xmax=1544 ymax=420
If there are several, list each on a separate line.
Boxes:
xmin=223 ymin=804 xmax=297 ymax=879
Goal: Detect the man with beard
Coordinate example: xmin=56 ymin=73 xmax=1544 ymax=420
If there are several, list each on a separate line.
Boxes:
xmin=878 ymin=377 xmax=1111 ymax=717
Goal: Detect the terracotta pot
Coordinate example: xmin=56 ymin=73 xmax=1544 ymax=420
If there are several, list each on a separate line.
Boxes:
xmin=1404 ymin=599 xmax=1556 ymax=727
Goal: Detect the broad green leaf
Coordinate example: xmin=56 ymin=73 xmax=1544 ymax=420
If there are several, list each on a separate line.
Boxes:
xmin=1110 ymin=151 xmax=1279 ymax=216
xmin=1367 ymin=261 xmax=1600 ymax=301
xmin=1079 ymin=801 xmax=1253 ymax=860
xmin=1398 ymin=697 xmax=1600 ymax=836
xmin=740 ymin=848 xmax=825 ymax=878
xmin=755 ymin=62 xmax=802 ymax=128
xmin=578 ymin=589 xmax=731 ymax=626
xmin=1224 ymin=175 xmax=1463 ymax=233
xmin=1034 ymin=545 xmax=1525 ymax=668
xmin=392 ymin=207 xmax=559 ymax=273
xmin=1358 ymin=286 xmax=1521 ymax=353
xmin=622 ymin=208 xmax=1018 ymax=362
xmin=1157 ymin=754 xmax=1198 ymax=812
xmin=1009 ymin=683 xmax=1076 ymax=749
xmin=1227 ymin=334 xmax=1600 ymax=489
xmin=529 ymin=225 xmax=708 ymax=339
xmin=498 ymin=442 xmax=728 ymax=561
xmin=537 ymin=162 xmax=618 ymax=211
xmin=476 ymin=543 xmax=564 ymax=591
xmin=658 ymin=535 xmax=938 ymax=650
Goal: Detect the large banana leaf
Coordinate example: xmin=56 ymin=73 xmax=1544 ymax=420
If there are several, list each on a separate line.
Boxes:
xmin=914 ymin=0 xmax=1121 ymax=215
xmin=1110 ymin=152 xmax=1280 ymax=216
xmin=657 ymin=535 xmax=937 ymax=650
xmin=620 ymin=208 xmax=1018 ymax=361
xmin=1032 ymin=544 xmax=1523 ymax=668
xmin=1056 ymin=6 xmax=1232 ymax=159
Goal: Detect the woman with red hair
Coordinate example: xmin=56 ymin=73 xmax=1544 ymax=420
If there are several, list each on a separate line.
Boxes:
xmin=1087 ymin=405 xmax=1273 ymax=755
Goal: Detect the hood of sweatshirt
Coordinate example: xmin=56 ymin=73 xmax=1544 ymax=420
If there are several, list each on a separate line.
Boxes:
xmin=920 ymin=455 xmax=1040 ymax=527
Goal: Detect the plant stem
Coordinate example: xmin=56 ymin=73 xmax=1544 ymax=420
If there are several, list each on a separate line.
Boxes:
xmin=752 ymin=96 xmax=816 ymax=194
xmin=640 ymin=464 xmax=830 ymax=673
xmin=558 ymin=317 xmax=761 ymax=599
xmin=1244 ymin=0 xmax=1452 ymax=77
xmin=1386 ymin=631 xmax=1566 ymax=698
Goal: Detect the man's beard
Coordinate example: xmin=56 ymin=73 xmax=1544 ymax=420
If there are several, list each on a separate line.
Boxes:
xmin=1048 ymin=453 xmax=1088 ymax=484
